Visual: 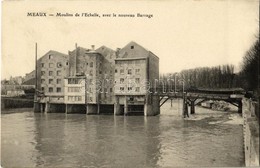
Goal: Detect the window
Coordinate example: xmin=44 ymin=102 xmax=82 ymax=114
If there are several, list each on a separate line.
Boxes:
xmin=128 ymin=69 xmax=132 ymax=75
xmin=57 ymin=62 xmax=62 ymax=68
xmin=99 ymin=71 xmax=102 ymax=74
xmin=49 ymin=71 xmax=53 ymax=76
xmin=110 ymin=88 xmax=113 ymax=92
xmin=135 ymin=78 xmax=140 ymax=84
xmin=41 ymin=79 xmax=45 ymax=83
xmin=57 ymin=87 xmax=61 ymax=92
xmin=57 ymin=70 xmax=61 ymax=76
xmin=128 ymin=87 xmax=132 ymax=91
xmin=41 ymin=71 xmax=45 ymax=75
xmin=135 ymin=87 xmax=140 ymax=92
xmin=49 ymin=87 xmax=53 ymax=92
xmin=120 ymin=69 xmax=124 ymax=75
xmin=89 ymin=97 xmax=93 ymax=101
xmin=66 ymin=62 xmax=69 ymax=66
xmin=68 ymin=78 xmax=81 ymax=84
xmin=68 ymin=96 xmax=82 ymax=102
xmin=131 ymin=45 xmax=134 ymax=49
xmin=68 ymin=96 xmax=73 ymax=101
xmin=120 ymin=78 xmax=124 ymax=84
xmin=49 ymin=63 xmax=54 ymax=68
xmin=68 ymin=87 xmax=81 ymax=92
xmin=115 ymin=69 xmax=118 ymax=73
xmin=41 ymin=63 xmax=44 ymax=67
xmin=120 ymin=87 xmax=124 ymax=91
xmin=135 ymin=69 xmax=140 ymax=74
xmin=77 ymin=96 xmax=82 ymax=101
xmin=49 ymin=54 xmax=53 ymax=59
xmin=104 ymin=88 xmax=107 ymax=93
xmin=90 ymin=70 xmax=93 ymax=76
xmin=57 ymin=79 xmax=61 ymax=84
xmin=49 ymin=79 xmax=53 ymax=84
xmin=90 ymin=62 xmax=93 ymax=67
xmin=41 ymin=87 xmax=45 ymax=91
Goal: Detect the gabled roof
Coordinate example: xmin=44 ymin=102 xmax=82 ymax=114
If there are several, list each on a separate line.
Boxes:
xmin=38 ymin=50 xmax=68 ymax=60
xmin=96 ymin=45 xmax=115 ymax=57
xmin=118 ymin=41 xmax=159 ymax=59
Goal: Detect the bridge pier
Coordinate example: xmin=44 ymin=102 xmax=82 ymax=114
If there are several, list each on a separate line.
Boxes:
xmin=124 ymin=96 xmax=128 ymax=115
xmin=238 ymin=101 xmax=242 ymax=113
xmin=145 ymin=94 xmax=160 ymax=116
xmin=190 ymin=100 xmax=195 ymax=114
xmin=114 ymin=96 xmax=121 ymax=115
xmin=45 ymin=102 xmax=50 ymax=113
xmin=33 ymin=102 xmax=41 ymax=112
xmin=183 ymin=97 xmax=189 ymax=117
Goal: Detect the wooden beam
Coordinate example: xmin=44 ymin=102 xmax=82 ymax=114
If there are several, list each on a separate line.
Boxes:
xmin=160 ymin=96 xmax=165 ymax=102
xmin=160 ymin=97 xmax=169 ymax=107
xmin=195 ymin=99 xmax=207 ymax=106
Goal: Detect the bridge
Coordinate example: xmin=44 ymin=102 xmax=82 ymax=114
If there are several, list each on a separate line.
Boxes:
xmin=155 ymin=88 xmax=245 ymax=114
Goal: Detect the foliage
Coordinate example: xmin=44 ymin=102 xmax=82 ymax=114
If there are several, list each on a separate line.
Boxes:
xmin=240 ymin=38 xmax=259 ymax=93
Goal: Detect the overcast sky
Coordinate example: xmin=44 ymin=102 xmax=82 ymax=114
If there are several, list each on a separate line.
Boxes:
xmin=2 ymin=0 xmax=259 ymax=80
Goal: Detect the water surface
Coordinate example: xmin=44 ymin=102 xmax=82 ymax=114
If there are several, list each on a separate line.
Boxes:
xmin=1 ymin=100 xmax=244 ymax=167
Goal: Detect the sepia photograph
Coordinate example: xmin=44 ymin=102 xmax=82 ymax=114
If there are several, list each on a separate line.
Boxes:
xmin=1 ymin=0 xmax=259 ymax=167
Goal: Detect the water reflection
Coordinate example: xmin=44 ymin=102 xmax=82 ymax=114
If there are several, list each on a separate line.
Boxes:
xmin=1 ymin=100 xmax=244 ymax=167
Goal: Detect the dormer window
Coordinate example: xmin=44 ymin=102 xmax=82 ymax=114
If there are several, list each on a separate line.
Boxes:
xmin=49 ymin=54 xmax=53 ymax=59
xmin=131 ymin=45 xmax=134 ymax=49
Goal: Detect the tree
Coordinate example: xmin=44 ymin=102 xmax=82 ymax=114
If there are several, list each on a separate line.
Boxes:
xmin=240 ymin=37 xmax=259 ymax=94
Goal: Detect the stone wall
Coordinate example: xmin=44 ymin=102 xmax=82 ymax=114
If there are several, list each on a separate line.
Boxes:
xmin=242 ymin=98 xmax=259 ymax=166
xmin=1 ymin=97 xmax=34 ymax=110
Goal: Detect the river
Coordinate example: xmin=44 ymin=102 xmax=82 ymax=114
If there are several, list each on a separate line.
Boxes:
xmin=1 ymin=100 xmax=244 ymax=167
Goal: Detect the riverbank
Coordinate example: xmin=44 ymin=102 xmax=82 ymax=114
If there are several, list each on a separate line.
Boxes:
xmin=1 ymin=97 xmax=34 ymax=110
xmin=242 ymin=98 xmax=259 ymax=166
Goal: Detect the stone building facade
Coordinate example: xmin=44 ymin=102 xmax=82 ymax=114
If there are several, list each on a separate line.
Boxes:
xmin=34 ymin=42 xmax=159 ymax=115
xmin=35 ymin=50 xmax=69 ymax=112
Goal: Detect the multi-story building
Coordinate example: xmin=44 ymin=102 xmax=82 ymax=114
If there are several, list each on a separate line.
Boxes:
xmin=35 ymin=50 xmax=69 ymax=112
xmin=114 ymin=41 xmax=160 ymax=115
xmin=34 ymin=42 xmax=160 ymax=116
xmin=63 ymin=45 xmax=116 ymax=114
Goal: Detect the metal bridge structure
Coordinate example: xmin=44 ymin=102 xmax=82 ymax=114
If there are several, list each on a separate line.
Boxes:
xmin=156 ymin=88 xmax=245 ymax=114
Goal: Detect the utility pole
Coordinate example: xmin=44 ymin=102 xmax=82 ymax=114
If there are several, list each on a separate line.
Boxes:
xmin=34 ymin=43 xmax=38 ymax=112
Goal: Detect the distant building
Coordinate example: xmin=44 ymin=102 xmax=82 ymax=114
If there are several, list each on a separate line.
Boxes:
xmin=34 ymin=42 xmax=160 ymax=115
xmin=9 ymin=76 xmax=23 ymax=85
xmin=23 ymin=70 xmax=35 ymax=85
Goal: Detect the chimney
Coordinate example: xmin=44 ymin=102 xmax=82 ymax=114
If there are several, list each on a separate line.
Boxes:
xmin=116 ymin=48 xmax=121 ymax=57
xmin=91 ymin=45 xmax=95 ymax=50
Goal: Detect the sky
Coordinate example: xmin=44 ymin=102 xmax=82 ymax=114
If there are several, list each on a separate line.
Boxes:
xmin=1 ymin=0 xmax=259 ymax=80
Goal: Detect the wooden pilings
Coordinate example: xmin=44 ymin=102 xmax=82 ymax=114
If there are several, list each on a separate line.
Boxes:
xmin=190 ymin=100 xmax=195 ymax=114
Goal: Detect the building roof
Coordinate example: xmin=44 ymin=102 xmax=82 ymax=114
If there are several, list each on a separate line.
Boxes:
xmin=118 ymin=41 xmax=159 ymax=59
xmin=38 ymin=50 xmax=68 ymax=61
xmin=96 ymin=45 xmax=115 ymax=56
xmin=115 ymin=57 xmax=147 ymax=61
xmin=22 ymin=78 xmax=35 ymax=85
